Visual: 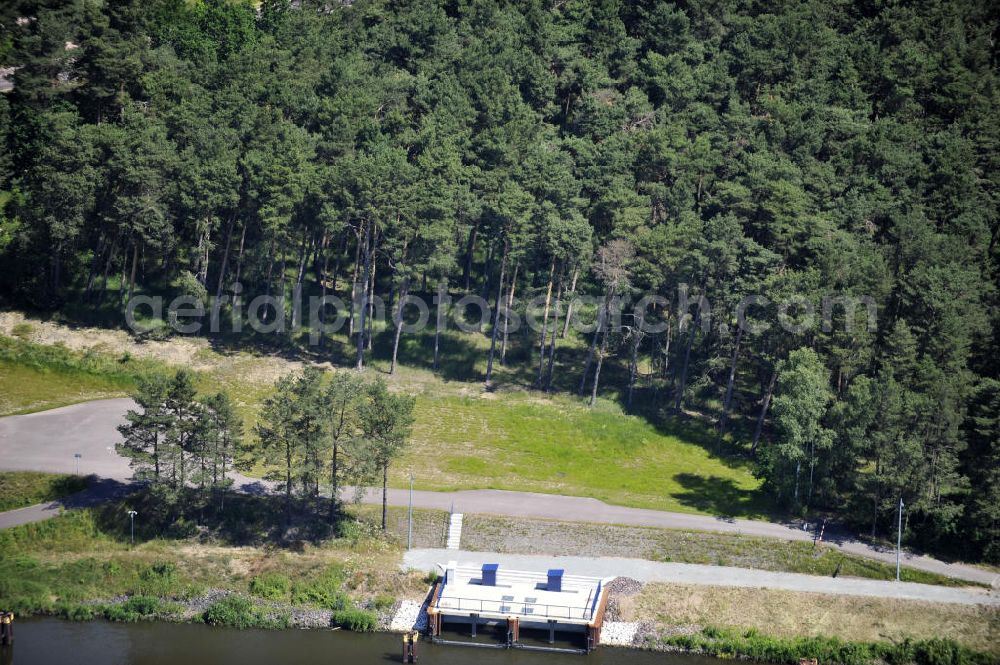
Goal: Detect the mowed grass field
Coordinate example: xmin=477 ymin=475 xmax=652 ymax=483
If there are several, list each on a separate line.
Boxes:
xmin=624 ymin=583 xmax=1000 ymax=655
xmin=398 ymin=392 xmax=766 ymax=516
xmin=0 ymin=360 xmax=128 ymax=416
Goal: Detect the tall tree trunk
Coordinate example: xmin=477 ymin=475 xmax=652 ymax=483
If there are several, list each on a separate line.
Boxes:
xmin=750 ymin=367 xmax=778 ymax=457
xmin=348 ymin=228 xmax=362 ymax=336
xmin=329 ymin=439 xmax=340 ymax=522
xmin=200 ymin=221 xmax=211 ymax=285
xmin=313 ymin=232 xmax=327 ymax=290
xmin=84 ymin=234 xmax=106 ymax=301
xmin=674 ymin=306 xmax=702 ymax=413
xmin=561 ymin=265 xmax=579 ymax=338
xmin=433 ymin=279 xmax=447 ymax=370
xmin=366 ymin=250 xmax=376 ymax=350
xmin=536 ymin=259 xmax=555 ymax=386
xmin=627 ymin=311 xmax=644 ymax=410
xmin=117 ymin=244 xmax=129 ymax=304
xmin=50 ymin=243 xmax=62 ymax=295
xmin=194 ymin=223 xmax=207 ymax=285
xmin=463 ymin=221 xmax=479 ymax=292
xmin=285 ymin=440 xmax=293 ymax=520
xmin=295 ymin=229 xmax=310 ymax=286
xmin=356 ymin=221 xmax=372 ymax=369
xmin=545 ymin=273 xmax=563 ymax=391
xmin=215 ymin=215 xmax=236 ymax=300
xmin=578 ymin=297 xmax=604 ymax=395
xmin=484 ymin=238 xmax=509 ymax=388
xmin=500 ymin=261 xmax=518 ymax=366
xmin=262 ymin=237 xmax=276 ymax=323
xmin=100 ymin=235 xmax=119 ymax=301
xmin=126 ymin=242 xmax=139 ymax=305
xmin=233 ymin=222 xmax=247 ymax=288
xmin=589 ymin=289 xmax=615 ymax=407
xmin=480 ymin=241 xmax=494 ymax=304
xmin=661 ymin=318 xmax=672 ymax=379
xmin=717 ymin=324 xmax=744 ymax=442
xmin=390 ymin=275 xmax=410 ymax=374
xmin=381 ymin=464 xmax=389 ymax=531
xmin=331 ymin=229 xmax=348 ymax=295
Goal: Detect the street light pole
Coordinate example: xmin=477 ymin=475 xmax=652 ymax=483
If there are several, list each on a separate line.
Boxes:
xmin=896 ymin=497 xmax=904 ymax=581
xmin=128 ymin=510 xmax=137 ymax=546
xmin=74 ymin=453 xmax=81 ymax=475
xmin=407 ymin=473 xmax=413 ymax=550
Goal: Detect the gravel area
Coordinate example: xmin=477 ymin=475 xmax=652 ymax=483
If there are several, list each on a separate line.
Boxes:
xmin=604 ymin=576 xmax=643 ymax=622
xmin=600 ymin=621 xmax=640 ymax=646
xmin=389 ymin=599 xmax=428 ymax=632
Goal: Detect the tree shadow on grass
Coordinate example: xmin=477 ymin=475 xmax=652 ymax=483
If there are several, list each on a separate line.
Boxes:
xmin=671 ymin=472 xmax=773 ymax=520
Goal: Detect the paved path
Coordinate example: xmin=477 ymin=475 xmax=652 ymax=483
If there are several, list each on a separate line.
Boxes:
xmin=403 ymin=549 xmax=1000 ymax=607
xmin=1 ymin=399 xmax=997 ymax=588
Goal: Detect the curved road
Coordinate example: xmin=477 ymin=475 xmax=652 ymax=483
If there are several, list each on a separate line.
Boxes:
xmin=1 ymin=398 xmax=997 ymax=589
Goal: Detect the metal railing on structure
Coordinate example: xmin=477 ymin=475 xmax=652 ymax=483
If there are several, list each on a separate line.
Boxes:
xmin=436 ymin=596 xmax=593 ymax=621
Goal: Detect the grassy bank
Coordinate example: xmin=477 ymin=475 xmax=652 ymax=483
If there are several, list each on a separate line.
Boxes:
xmin=0 ymin=486 xmax=449 ymax=629
xmin=459 ymin=514 xmax=969 ymax=586
xmin=0 ymin=327 xmax=767 ymax=519
xmin=0 ymin=334 xmax=163 ymax=415
xmin=622 ymin=583 xmax=999 ymax=656
xmin=649 ymin=627 xmax=996 ymax=665
xmin=0 ymin=471 xmax=88 ymax=511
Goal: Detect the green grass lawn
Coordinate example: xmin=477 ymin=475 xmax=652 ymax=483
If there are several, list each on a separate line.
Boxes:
xmin=0 ymin=471 xmax=89 ymax=511
xmin=397 ymin=392 xmax=768 ymax=517
xmin=0 ymin=360 xmax=129 ymax=416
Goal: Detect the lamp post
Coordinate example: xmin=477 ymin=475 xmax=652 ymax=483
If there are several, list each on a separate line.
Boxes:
xmin=895 ymin=497 xmax=904 ymax=581
xmin=127 ymin=510 xmax=137 ymax=546
xmin=74 ymin=453 xmax=82 ymax=475
xmin=407 ymin=472 xmax=413 ymax=550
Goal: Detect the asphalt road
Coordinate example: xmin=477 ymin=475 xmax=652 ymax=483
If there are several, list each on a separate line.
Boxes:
xmin=403 ymin=549 xmax=1000 ymax=606
xmin=1 ymin=398 xmax=997 ymax=588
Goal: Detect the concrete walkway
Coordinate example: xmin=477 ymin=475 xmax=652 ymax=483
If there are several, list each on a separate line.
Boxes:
xmin=403 ymin=548 xmax=1000 ymax=607
xmin=1 ymin=398 xmax=997 ymax=588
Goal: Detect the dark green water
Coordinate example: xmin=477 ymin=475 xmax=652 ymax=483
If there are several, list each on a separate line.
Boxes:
xmin=2 ymin=618 xmax=726 ymax=665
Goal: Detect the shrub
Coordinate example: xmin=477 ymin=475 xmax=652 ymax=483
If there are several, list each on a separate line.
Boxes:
xmin=203 ymin=595 xmax=289 ymax=630
xmin=335 ymin=519 xmax=372 ymax=544
xmin=249 ymin=573 xmax=291 ymax=601
xmin=331 ymin=607 xmax=377 ymax=632
xmin=55 ymin=603 xmax=97 ymax=621
xmin=136 ymin=561 xmax=179 ymax=596
xmin=104 ymin=595 xmax=161 ymax=622
xmin=11 ymin=322 xmax=34 ymax=340
xmin=371 ymin=594 xmax=395 ymax=611
xmin=290 ymin=565 xmax=345 ymax=608
xmin=658 ymin=628 xmax=996 ymax=665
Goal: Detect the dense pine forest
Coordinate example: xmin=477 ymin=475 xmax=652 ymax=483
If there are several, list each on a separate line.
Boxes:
xmin=0 ymin=0 xmax=998 ymax=562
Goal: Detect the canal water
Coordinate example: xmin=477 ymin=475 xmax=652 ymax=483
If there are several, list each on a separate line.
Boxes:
xmin=3 ymin=617 xmax=726 ymax=665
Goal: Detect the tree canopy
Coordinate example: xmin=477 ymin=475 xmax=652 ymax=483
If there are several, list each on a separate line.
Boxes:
xmin=3 ymin=0 xmax=999 ymax=561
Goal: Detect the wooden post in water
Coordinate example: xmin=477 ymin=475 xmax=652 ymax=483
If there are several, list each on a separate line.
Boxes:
xmin=506 ymin=616 xmax=519 ymax=645
xmin=401 ymin=632 xmax=419 ymax=663
xmin=0 ymin=612 xmax=12 ymax=646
